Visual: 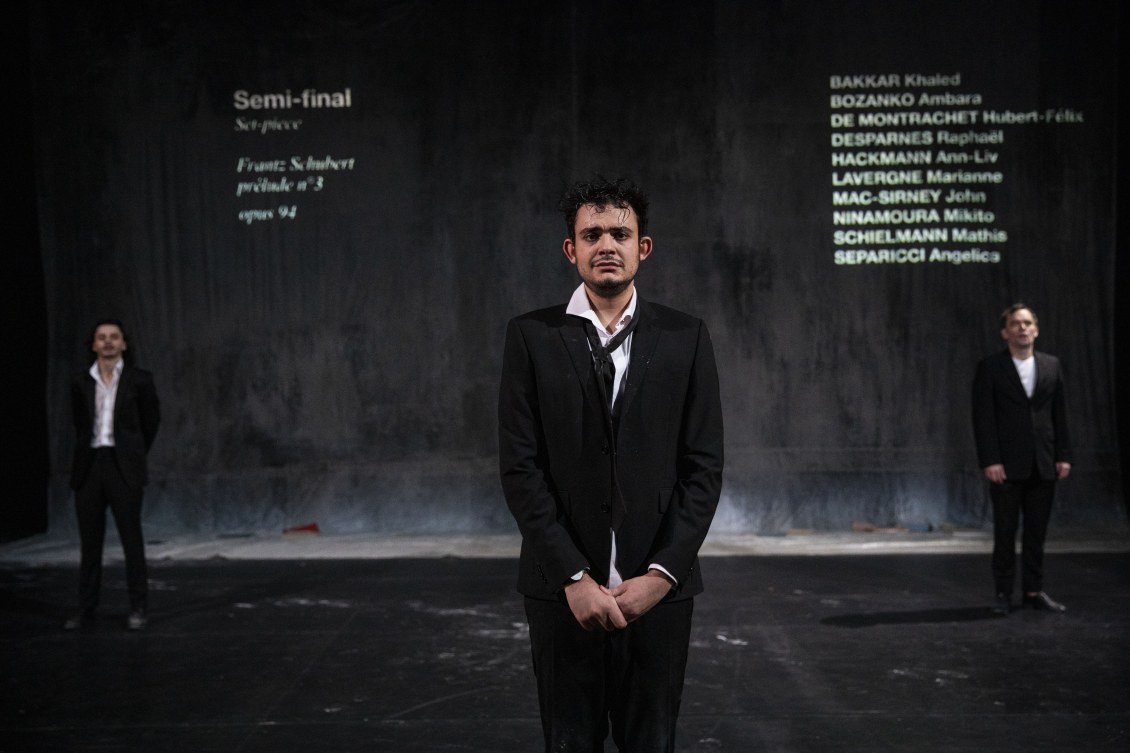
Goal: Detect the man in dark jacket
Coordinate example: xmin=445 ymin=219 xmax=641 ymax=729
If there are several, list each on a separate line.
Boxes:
xmin=973 ymin=303 xmax=1071 ymax=615
xmin=66 ymin=319 xmax=160 ymax=631
xmin=499 ymin=178 xmax=724 ymax=752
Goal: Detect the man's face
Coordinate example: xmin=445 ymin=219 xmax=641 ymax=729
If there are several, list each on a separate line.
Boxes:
xmin=1000 ymin=308 xmax=1038 ymax=350
xmin=563 ymin=203 xmax=652 ymax=299
xmin=92 ymin=324 xmax=127 ymax=361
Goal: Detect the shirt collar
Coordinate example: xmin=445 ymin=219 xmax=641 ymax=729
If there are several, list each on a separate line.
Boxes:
xmin=566 ymin=283 xmax=638 ymax=336
xmin=89 ymin=358 xmax=125 ymax=382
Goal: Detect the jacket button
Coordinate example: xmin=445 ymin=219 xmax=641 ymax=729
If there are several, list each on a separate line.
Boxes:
xmin=601 ymin=443 xmax=609 ymax=455
xmin=600 ymin=504 xmax=610 ymax=513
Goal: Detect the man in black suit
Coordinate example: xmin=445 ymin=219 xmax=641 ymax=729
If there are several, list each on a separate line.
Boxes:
xmin=66 ymin=319 xmax=160 ymax=631
xmin=499 ymin=178 xmax=724 ymax=752
xmin=972 ymin=303 xmax=1071 ymax=615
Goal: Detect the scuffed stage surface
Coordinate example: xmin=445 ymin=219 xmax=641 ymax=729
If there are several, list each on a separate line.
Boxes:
xmin=3 ymin=527 xmax=1129 ymax=565
xmin=2 ymin=547 xmax=1128 ymax=752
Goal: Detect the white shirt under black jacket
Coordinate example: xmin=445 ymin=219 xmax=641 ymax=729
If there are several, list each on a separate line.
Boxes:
xmin=1011 ymin=354 xmax=1036 ymax=398
xmin=90 ymin=358 xmax=124 ymax=448
xmin=566 ymin=284 xmax=675 ymax=589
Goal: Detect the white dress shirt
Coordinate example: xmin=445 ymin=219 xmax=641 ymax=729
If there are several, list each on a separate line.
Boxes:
xmin=90 ymin=358 xmax=124 ymax=448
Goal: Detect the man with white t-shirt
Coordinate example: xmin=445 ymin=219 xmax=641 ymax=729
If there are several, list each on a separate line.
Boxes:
xmin=973 ymin=303 xmax=1072 ymax=615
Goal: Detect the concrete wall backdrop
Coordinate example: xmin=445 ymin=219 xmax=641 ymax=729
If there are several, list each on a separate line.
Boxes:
xmin=29 ymin=0 xmax=1124 ymax=537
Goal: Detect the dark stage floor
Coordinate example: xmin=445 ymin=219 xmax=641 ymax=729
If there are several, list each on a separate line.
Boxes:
xmin=2 ymin=553 xmax=1128 ymax=752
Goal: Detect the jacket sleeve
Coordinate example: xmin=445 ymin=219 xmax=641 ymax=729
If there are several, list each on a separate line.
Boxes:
xmin=1051 ymin=361 xmax=1072 ymax=464
xmin=136 ymin=369 xmax=161 ymax=451
xmin=498 ymin=318 xmax=588 ymax=589
xmin=648 ymin=321 xmax=724 ymax=584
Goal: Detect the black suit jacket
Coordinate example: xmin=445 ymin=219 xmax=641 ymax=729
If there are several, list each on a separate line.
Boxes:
xmin=71 ymin=364 xmax=161 ymax=490
xmin=972 ymin=349 xmax=1071 ymax=481
xmin=498 ymin=299 xmax=724 ymax=602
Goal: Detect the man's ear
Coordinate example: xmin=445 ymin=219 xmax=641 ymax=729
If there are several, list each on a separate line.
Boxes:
xmin=638 ymin=236 xmax=653 ymax=261
xmin=563 ymin=238 xmax=578 ymax=265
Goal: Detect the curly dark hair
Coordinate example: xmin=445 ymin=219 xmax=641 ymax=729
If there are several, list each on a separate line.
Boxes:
xmin=557 ymin=176 xmax=649 ymax=240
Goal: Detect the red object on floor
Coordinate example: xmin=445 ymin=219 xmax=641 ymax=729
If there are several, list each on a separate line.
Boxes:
xmin=282 ymin=522 xmax=321 ymax=535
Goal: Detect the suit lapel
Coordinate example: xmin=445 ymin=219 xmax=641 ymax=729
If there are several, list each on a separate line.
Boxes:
xmin=1032 ymin=352 xmax=1054 ymax=401
xmin=83 ymin=368 xmax=98 ymax=421
xmin=616 ymin=301 xmax=659 ymax=419
xmin=558 ymin=314 xmax=602 ymax=412
xmin=113 ymin=366 xmax=132 ymax=422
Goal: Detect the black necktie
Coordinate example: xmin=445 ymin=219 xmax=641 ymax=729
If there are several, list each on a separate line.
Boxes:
xmin=582 ymin=312 xmax=639 ymax=532
xmin=584 ymin=313 xmax=639 ymax=411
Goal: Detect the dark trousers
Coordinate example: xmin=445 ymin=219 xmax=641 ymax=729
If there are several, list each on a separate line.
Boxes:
xmin=990 ymin=476 xmax=1056 ymax=596
xmin=524 ymin=595 xmax=693 ymax=753
xmin=74 ymin=449 xmax=148 ymax=613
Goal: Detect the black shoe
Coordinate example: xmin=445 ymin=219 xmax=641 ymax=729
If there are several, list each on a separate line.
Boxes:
xmin=1023 ymin=591 xmax=1066 ymax=612
xmin=126 ymin=610 xmax=148 ymax=631
xmin=63 ymin=611 xmax=95 ymax=631
xmin=992 ymin=593 xmax=1011 ymax=615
